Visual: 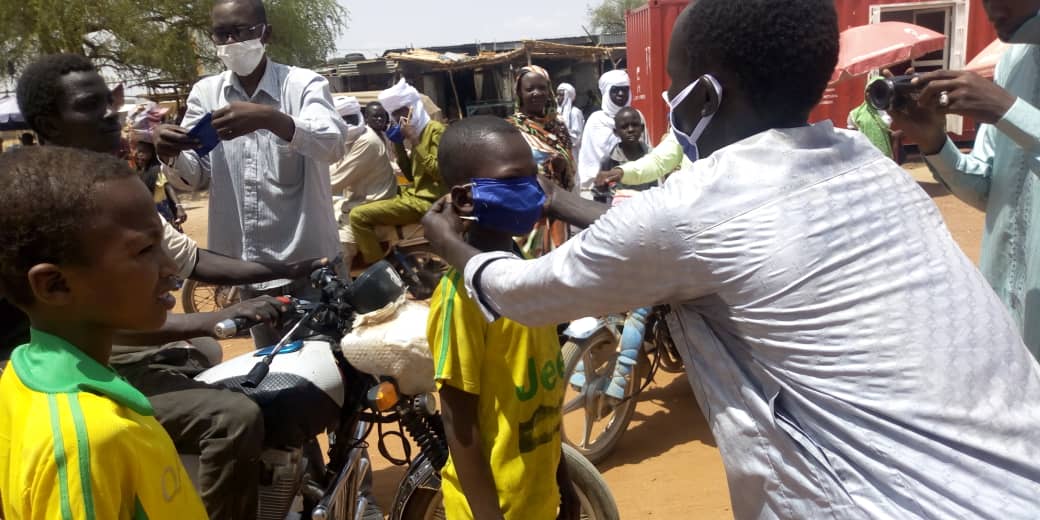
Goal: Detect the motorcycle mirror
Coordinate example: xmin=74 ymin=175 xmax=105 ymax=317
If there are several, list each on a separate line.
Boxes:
xmin=367 ymin=381 xmax=399 ymax=412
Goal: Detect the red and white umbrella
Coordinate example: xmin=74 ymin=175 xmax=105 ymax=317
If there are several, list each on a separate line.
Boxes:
xmin=830 ymin=22 xmax=947 ymax=85
xmin=964 ymin=39 xmax=1009 ymax=78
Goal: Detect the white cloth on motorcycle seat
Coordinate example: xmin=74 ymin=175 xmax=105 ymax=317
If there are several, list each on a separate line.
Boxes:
xmin=340 ymin=296 xmax=435 ymax=395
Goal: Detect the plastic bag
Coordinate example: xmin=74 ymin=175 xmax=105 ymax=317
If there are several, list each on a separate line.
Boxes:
xmin=340 ymin=295 xmax=435 ymax=395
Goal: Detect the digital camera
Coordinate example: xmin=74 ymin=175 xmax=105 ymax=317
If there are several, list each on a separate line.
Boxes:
xmin=866 ymin=75 xmax=920 ymax=111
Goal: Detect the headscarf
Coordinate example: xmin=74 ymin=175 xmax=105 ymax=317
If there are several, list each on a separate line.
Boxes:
xmin=378 ymin=78 xmax=431 ymax=136
xmin=335 ymin=96 xmax=362 ymax=118
xmin=335 ymin=96 xmax=367 ymax=147
xmin=557 ymin=82 xmax=577 ymax=131
xmin=598 ymin=69 xmax=630 ymax=118
xmin=509 ymin=65 xmax=575 ymax=190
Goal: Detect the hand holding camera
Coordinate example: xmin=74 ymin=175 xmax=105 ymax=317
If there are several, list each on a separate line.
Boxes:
xmin=879 ymin=69 xmax=1017 ymax=155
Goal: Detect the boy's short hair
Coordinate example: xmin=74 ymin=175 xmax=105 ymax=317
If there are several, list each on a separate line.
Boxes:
xmin=614 ymin=107 xmax=641 ymax=122
xmin=438 ymin=115 xmax=525 ymax=187
xmin=16 ymin=54 xmax=96 ymax=138
xmin=0 ymin=147 xmax=136 ymax=305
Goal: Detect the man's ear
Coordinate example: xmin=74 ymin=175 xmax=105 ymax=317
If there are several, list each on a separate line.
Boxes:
xmin=26 ymin=264 xmax=74 ymax=307
xmin=261 ymin=24 xmax=273 ymax=45
xmin=699 ymin=74 xmax=722 ymax=118
xmin=33 ymin=115 xmax=59 ymax=144
xmin=450 ymin=185 xmax=475 ymax=217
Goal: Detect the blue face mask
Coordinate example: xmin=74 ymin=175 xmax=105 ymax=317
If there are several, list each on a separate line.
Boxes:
xmin=385 ymin=123 xmax=405 ymax=143
xmin=470 ymin=176 xmax=545 ymax=236
xmin=662 ymin=74 xmax=723 ymax=162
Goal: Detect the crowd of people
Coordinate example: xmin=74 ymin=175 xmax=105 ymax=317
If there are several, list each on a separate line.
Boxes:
xmin=1 ymin=0 xmax=1040 ymax=519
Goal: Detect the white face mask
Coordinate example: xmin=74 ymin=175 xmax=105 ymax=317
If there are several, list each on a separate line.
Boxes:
xmin=662 ymin=74 xmax=723 ymax=162
xmin=217 ymin=37 xmax=266 ymax=76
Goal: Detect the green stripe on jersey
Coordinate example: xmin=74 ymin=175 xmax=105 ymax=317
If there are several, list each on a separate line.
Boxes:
xmin=436 ymin=271 xmax=462 ymax=377
xmin=133 ymin=496 xmax=150 ymax=520
xmin=68 ymin=394 xmax=96 ymax=519
xmin=47 ymin=394 xmax=74 ymax=520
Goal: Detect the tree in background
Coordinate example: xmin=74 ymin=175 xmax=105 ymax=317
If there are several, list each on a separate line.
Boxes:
xmin=0 ymin=0 xmax=347 ymax=88
xmin=587 ymin=0 xmax=647 ymax=34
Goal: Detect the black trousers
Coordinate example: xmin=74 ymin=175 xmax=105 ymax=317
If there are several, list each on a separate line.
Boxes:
xmin=115 ymin=353 xmax=264 ymax=520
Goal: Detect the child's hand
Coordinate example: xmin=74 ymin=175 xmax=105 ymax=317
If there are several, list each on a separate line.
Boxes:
xmin=174 ymin=204 xmax=188 ymax=225
xmin=595 ymin=168 xmax=623 ymax=188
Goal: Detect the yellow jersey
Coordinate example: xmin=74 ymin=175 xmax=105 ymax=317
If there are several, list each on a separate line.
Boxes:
xmin=427 ymin=270 xmax=564 ymax=520
xmin=0 ymin=329 xmax=207 ymax=520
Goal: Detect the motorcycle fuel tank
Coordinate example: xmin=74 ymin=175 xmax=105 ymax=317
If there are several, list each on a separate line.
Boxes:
xmin=196 ymin=340 xmax=346 ymax=445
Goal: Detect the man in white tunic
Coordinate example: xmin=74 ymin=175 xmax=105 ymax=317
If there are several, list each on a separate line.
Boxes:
xmin=423 ymin=1 xmax=1040 ymax=518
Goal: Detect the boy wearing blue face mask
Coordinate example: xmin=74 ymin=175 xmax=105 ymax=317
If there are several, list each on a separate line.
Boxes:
xmin=426 ymin=116 xmax=577 ymax=520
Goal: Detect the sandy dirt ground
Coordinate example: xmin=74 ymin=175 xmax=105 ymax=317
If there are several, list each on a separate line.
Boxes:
xmin=176 ymin=161 xmax=983 ymax=518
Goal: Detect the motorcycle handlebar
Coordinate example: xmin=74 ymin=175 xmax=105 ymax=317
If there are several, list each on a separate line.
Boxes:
xmin=212 ymin=296 xmax=294 ymax=339
xmin=213 ymin=317 xmax=252 ymax=339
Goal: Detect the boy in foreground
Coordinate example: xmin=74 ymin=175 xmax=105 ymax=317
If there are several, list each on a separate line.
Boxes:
xmin=0 ymin=147 xmax=206 ymax=519
xmin=426 ymin=116 xmax=576 ymax=520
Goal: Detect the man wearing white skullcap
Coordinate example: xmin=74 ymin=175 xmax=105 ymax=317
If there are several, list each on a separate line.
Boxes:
xmin=330 ymin=95 xmax=397 ymax=266
xmin=350 ymin=79 xmax=447 ymax=265
xmin=578 ymin=70 xmax=649 ymax=196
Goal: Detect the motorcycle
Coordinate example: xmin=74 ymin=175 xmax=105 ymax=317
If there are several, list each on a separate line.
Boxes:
xmin=180 ymin=223 xmax=448 ymax=316
xmin=184 ymin=261 xmax=620 ymax=519
xmin=560 ymin=305 xmax=683 ymax=465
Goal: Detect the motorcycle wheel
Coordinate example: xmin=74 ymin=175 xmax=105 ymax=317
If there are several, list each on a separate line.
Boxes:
xmin=563 ymin=444 xmax=621 ymax=520
xmin=561 ymin=335 xmax=643 ymax=465
xmin=181 ymin=279 xmax=240 ymax=314
xmin=393 ymin=248 xmax=449 ymax=301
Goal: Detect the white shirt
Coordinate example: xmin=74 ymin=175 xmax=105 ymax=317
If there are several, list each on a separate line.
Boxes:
xmin=464 ymin=122 xmax=1040 ymax=518
xmin=166 ymin=59 xmax=346 ymax=289
xmin=329 ymin=126 xmax=396 ymax=214
xmin=564 ymin=106 xmax=585 ymax=151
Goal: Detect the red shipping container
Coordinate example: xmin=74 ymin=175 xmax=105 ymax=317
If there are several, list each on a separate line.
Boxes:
xmin=626 ymin=0 xmax=998 ymax=146
xmin=626 ymin=0 xmax=689 ymax=146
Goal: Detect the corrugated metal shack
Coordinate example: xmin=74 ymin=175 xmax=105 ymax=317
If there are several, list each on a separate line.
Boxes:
xmin=319 ymin=35 xmax=626 ymax=121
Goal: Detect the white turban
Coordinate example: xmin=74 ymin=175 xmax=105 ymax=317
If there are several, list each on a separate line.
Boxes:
xmin=335 ymin=96 xmax=362 ymax=117
xmin=598 ymin=69 xmax=630 ymax=118
xmin=378 ymin=78 xmax=431 ymax=135
xmin=334 ymin=96 xmax=366 ymax=147
xmin=557 ymin=83 xmax=577 ymax=130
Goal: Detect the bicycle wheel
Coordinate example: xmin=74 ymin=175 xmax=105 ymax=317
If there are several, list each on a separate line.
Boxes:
xmin=560 ymin=335 xmax=642 ymax=465
xmin=181 ymin=279 xmax=240 ymax=314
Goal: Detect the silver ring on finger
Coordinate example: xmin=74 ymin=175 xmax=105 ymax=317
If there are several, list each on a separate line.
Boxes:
xmin=938 ymin=91 xmax=950 ymax=107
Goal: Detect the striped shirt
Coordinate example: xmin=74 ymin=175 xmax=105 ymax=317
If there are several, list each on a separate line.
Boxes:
xmin=0 ymin=330 xmax=206 ymax=519
xmin=166 ymin=59 xmax=346 ymax=290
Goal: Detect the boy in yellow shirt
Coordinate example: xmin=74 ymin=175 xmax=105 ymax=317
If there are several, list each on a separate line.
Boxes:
xmin=427 ymin=116 xmax=577 ymax=520
xmin=0 ymin=147 xmax=207 ymax=519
